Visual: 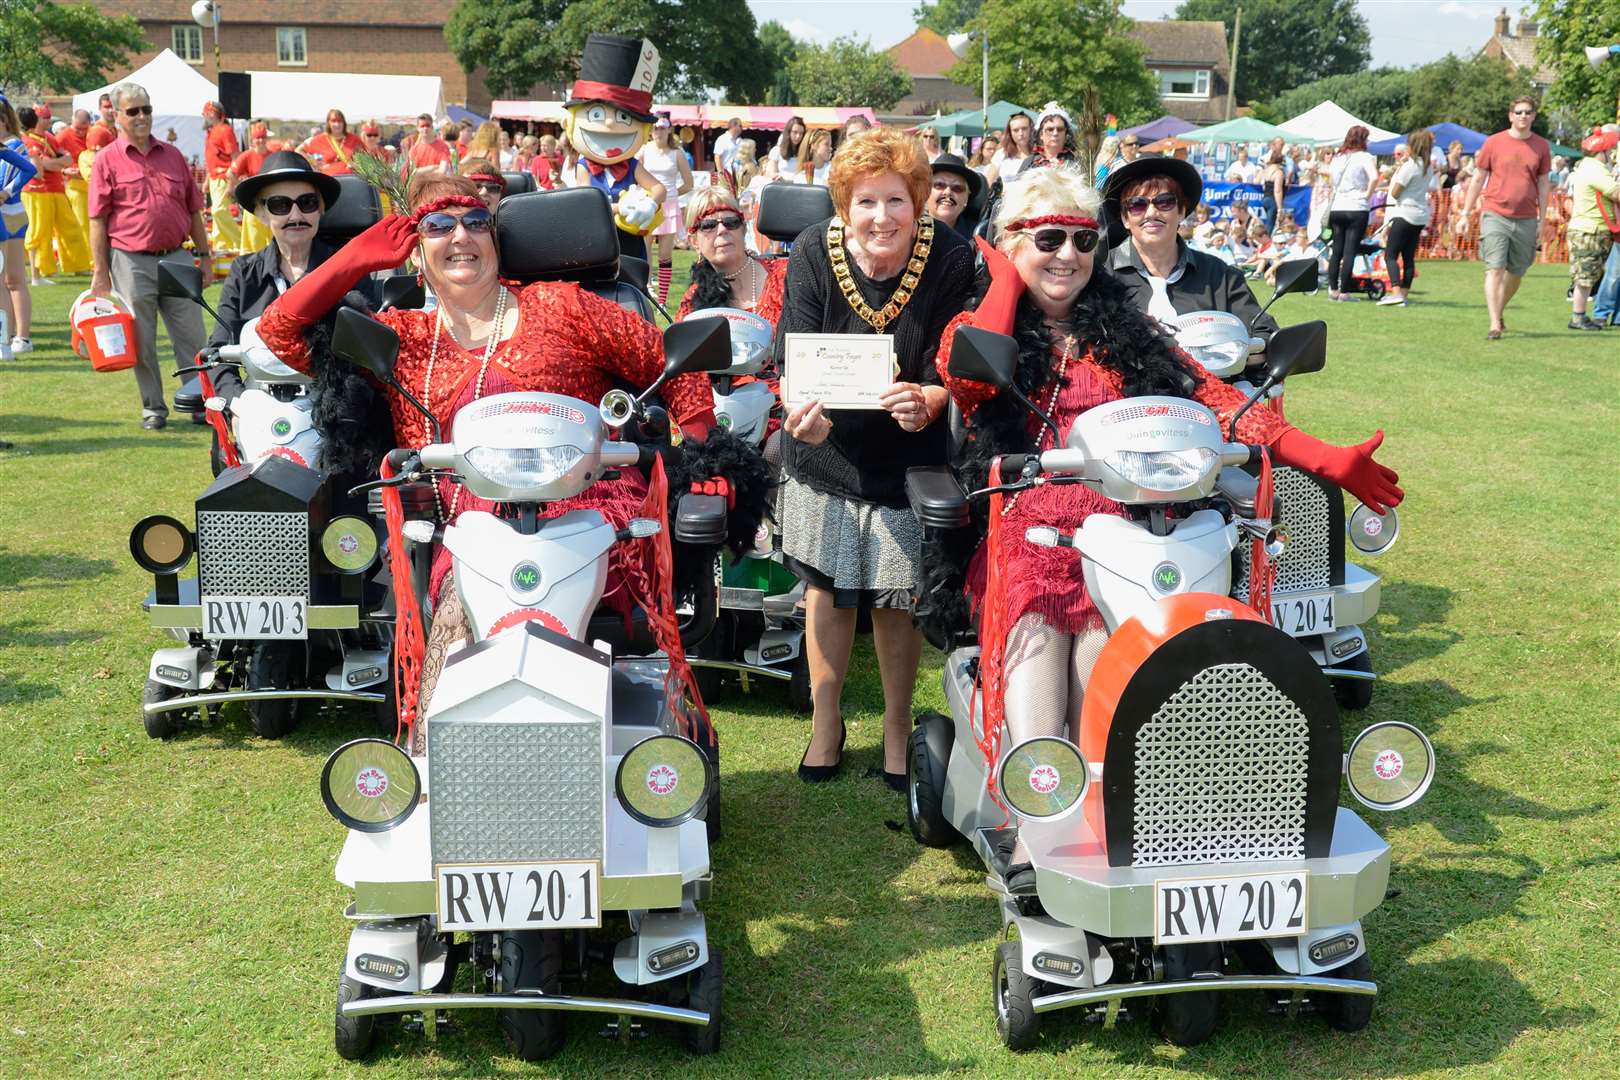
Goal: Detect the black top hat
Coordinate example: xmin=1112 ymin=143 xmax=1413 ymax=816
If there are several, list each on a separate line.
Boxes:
xmin=234 ymin=150 xmax=342 ymax=213
xmin=930 ymin=153 xmax=985 ymax=202
xmin=565 ymin=33 xmax=660 ymax=123
xmin=1101 ymin=156 xmax=1203 ymax=247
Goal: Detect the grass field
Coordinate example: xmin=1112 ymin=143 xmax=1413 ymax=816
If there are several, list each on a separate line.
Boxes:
xmin=1 ymin=256 xmax=1616 ymax=1078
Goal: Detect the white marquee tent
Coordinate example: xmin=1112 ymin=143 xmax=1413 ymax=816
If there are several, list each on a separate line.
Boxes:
xmin=72 ymin=48 xmax=219 ymax=162
xmin=242 ymin=70 xmax=446 ymax=126
xmin=1278 ymin=101 xmax=1400 ymax=147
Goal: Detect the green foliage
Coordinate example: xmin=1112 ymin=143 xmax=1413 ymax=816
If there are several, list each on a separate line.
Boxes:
xmin=914 ymin=0 xmax=982 ymax=36
xmin=1175 ymin=0 xmax=1371 ymax=104
xmin=953 ymin=0 xmax=1160 ymax=127
xmin=1403 ymin=53 xmax=1542 ymax=135
xmin=788 ymin=36 xmax=911 ymax=110
xmin=1267 ymin=68 xmax=1414 ymax=134
xmin=0 ymin=0 xmax=146 ymax=94
xmin=1532 ymin=0 xmax=1620 ymax=132
xmin=758 ymin=21 xmax=798 ymax=106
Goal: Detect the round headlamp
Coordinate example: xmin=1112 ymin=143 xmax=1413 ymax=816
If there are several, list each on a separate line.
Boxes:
xmin=1347 ymin=503 xmax=1400 ymax=556
xmin=998 ymin=737 xmax=1088 ymax=821
xmin=321 ymin=738 xmax=421 ymax=832
xmin=129 ymin=514 xmax=194 ymax=574
xmin=615 ymin=734 xmax=714 ymax=828
xmin=321 ymin=516 xmax=380 ymax=574
xmin=1345 ymin=721 xmax=1434 ymax=811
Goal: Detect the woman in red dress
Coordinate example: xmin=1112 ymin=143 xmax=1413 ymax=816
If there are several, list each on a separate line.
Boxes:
xmin=298 ymin=109 xmax=364 ymax=175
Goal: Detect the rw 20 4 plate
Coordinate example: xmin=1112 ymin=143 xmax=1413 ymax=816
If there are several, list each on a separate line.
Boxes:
xmin=1155 ymin=870 xmax=1308 ymax=945
xmin=1270 ymin=591 xmax=1336 ymax=637
xmin=201 ymin=596 xmax=308 ymax=639
xmin=436 ymin=861 xmax=602 ymax=932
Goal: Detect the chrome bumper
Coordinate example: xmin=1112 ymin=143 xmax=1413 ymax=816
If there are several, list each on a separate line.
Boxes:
xmin=340 ymin=991 xmax=709 ymax=1026
xmin=687 ymin=657 xmax=790 ymax=682
xmin=144 ymin=688 xmax=385 ymax=715
xmin=1032 ymin=973 xmax=1376 ymax=1015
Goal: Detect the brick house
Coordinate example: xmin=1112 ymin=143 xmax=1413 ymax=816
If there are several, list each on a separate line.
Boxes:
xmin=884 ymin=27 xmax=983 ymax=116
xmin=1128 ymin=20 xmax=1233 ymax=124
xmin=1479 ymin=8 xmax=1556 ymax=90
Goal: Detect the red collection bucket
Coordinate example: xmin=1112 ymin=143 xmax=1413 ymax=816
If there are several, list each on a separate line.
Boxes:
xmin=70 ymin=290 xmax=139 ymax=372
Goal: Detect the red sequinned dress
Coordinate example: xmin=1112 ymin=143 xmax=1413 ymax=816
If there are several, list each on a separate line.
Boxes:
xmin=935 ymin=308 xmax=1288 ymax=635
xmin=258 ymin=280 xmax=714 ymax=614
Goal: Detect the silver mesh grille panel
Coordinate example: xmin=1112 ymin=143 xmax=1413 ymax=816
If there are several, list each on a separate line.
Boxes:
xmin=1234 ymin=466 xmax=1332 ymax=599
xmin=196 ymin=510 xmax=308 ymax=597
xmin=429 ymin=719 xmax=604 ymax=865
xmin=1132 ymin=662 xmax=1308 ymax=867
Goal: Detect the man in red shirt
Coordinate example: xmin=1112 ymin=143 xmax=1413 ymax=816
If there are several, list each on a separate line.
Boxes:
xmin=19 ymin=104 xmax=91 ymax=280
xmin=203 ymin=100 xmax=242 ymax=254
xmin=230 ymin=122 xmax=273 ymax=252
xmin=57 ymin=109 xmax=92 ymax=239
xmin=95 ymin=93 xmax=116 ymax=135
xmin=89 ymin=82 xmax=210 ymax=430
xmin=406 ymin=113 xmax=450 ymax=172
xmin=1460 ymin=96 xmax=1551 ymax=340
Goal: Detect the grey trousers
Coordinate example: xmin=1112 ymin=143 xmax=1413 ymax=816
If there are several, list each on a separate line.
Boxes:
xmin=108 ymin=248 xmax=206 ymax=418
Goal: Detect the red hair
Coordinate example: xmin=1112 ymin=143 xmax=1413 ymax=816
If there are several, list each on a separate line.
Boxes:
xmin=828 ymin=126 xmax=931 ymax=220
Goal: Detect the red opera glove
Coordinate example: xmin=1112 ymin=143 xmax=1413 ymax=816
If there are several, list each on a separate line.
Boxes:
xmin=974 ymin=234 xmax=1025 ymax=335
xmin=1273 ymin=428 xmax=1404 ymax=514
xmin=691 ymin=477 xmax=736 ymax=510
xmin=271 ymin=214 xmax=418 ymax=334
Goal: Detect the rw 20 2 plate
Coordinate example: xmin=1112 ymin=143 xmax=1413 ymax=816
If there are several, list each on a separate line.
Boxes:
xmin=201 ymin=596 xmax=308 ymax=639
xmin=1270 ymin=591 xmax=1335 ymax=637
xmin=1155 ymin=870 xmax=1308 ymax=945
xmin=436 ymin=861 xmax=602 ymax=932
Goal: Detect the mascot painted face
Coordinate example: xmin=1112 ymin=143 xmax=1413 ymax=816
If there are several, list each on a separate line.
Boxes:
xmin=565 ymin=33 xmax=666 ymax=247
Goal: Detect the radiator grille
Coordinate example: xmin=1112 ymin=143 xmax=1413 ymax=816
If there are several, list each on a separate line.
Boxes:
xmin=1132 ymin=662 xmax=1309 ymax=867
xmin=1234 ymin=466 xmax=1332 ymax=598
xmin=196 ymin=510 xmax=308 ymax=597
xmin=429 ymin=719 xmax=604 ymax=865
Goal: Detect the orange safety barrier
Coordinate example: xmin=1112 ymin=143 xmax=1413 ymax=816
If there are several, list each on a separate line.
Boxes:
xmin=1409 ymin=186 xmax=1570 ymax=263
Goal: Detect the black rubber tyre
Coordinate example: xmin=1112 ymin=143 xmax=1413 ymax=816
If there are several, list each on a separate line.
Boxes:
xmin=907 ymin=713 xmax=956 ymax=848
xmin=1331 ymin=650 xmax=1375 ymax=710
xmin=786 ymin=648 xmax=813 ymax=715
xmin=141 ymin=678 xmax=185 ymax=739
xmin=247 ymin=643 xmax=302 ymax=739
xmin=372 ymin=657 xmax=399 ymax=738
xmin=682 ymin=950 xmax=724 ymax=1055
xmin=334 ymin=969 xmax=378 ymax=1061
xmin=1156 ymin=942 xmax=1221 ymax=1046
xmin=1317 ymin=951 xmax=1375 ymax=1032
xmin=994 ymin=940 xmax=1041 ymax=1051
xmin=1366 ymin=280 xmax=1386 ymax=302
xmin=498 ymin=930 xmax=567 ymax=1061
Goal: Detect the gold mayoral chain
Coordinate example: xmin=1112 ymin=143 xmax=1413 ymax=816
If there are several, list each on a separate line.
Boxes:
xmin=827 ymin=214 xmax=934 ymax=332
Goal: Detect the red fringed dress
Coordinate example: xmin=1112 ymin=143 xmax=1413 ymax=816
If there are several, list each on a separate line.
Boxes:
xmin=258 ymin=280 xmax=715 ymax=614
xmin=935 ymin=308 xmax=1288 ymax=635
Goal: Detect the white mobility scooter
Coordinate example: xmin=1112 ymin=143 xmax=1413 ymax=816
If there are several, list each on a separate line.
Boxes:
xmin=904 ymin=324 xmax=1435 ymax=1049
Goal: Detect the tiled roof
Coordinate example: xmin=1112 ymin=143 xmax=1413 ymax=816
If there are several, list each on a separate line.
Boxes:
xmin=1487 ymin=33 xmax=1556 ymax=84
xmin=1129 ymin=20 xmax=1230 ymax=70
xmin=96 ymin=0 xmax=450 ymax=26
xmin=885 ymin=27 xmax=962 ymax=78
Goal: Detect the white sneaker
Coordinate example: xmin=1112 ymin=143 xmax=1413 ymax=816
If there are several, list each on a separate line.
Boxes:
xmin=1376 ymin=294 xmax=1405 ymax=306
xmin=10 ymin=337 xmax=32 ymax=355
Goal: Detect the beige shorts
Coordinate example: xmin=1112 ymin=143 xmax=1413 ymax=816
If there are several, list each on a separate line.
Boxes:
xmin=1568 ymin=229 xmax=1615 ymax=289
xmin=1479 ymin=212 xmax=1538 ymax=276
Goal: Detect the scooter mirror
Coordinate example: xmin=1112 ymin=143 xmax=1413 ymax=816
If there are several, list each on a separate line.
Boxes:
xmin=332 ymin=306 xmax=401 ymax=384
xmin=948 ymin=326 xmax=1018 ymax=389
xmin=1345 ymin=721 xmax=1434 ymax=811
xmin=379 ymin=275 xmax=426 ymax=313
xmin=1264 ymin=320 xmax=1328 ymax=382
xmin=1272 ymin=257 xmax=1319 ymax=298
xmin=158 ymin=260 xmax=205 ymax=304
xmin=662 ymin=316 xmax=732 ymax=378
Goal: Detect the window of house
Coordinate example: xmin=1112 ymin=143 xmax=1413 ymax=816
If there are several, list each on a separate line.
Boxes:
xmin=172 ymin=24 xmax=203 ymax=64
xmin=1155 ymin=68 xmax=1211 ymax=99
xmin=277 ymin=27 xmax=308 ymax=66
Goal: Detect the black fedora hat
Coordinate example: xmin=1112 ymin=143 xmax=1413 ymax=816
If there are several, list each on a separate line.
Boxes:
xmin=1100 ymin=155 xmax=1202 ymax=247
xmin=235 ymin=150 xmax=343 ymax=214
xmin=930 ymin=152 xmax=985 ymax=202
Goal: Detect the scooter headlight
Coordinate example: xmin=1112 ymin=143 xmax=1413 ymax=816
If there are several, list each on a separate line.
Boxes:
xmin=1345 ymin=721 xmax=1435 ymax=811
xmin=1104 ymin=447 xmax=1219 ymax=491
xmin=321 ymin=738 xmax=421 ymax=832
xmin=1184 ymin=340 xmax=1250 ymax=378
xmin=998 ymin=737 xmax=1088 ymax=821
xmin=320 ymin=516 xmax=379 ymax=574
xmin=130 ymin=515 xmax=194 ymax=574
xmin=615 ymin=734 xmax=713 ymax=828
xmin=464 ymin=445 xmax=584 ymax=487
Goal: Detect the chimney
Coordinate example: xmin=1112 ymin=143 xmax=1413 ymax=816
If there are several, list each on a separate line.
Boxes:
xmin=1517 ymin=18 xmax=1537 ymax=37
xmin=1494 ymin=8 xmax=1510 ymax=36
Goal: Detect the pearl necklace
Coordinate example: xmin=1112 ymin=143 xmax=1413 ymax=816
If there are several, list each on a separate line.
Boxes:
xmin=421 ymin=285 xmax=510 ymax=522
xmin=724 ymin=258 xmax=760 ymax=308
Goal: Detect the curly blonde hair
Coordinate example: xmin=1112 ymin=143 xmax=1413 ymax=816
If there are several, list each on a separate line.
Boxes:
xmin=993 ymin=165 xmax=1102 ymax=253
xmin=827 ymin=126 xmax=931 ymax=221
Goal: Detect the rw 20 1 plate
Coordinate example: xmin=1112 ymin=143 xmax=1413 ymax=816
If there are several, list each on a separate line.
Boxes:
xmin=436 ymin=861 xmax=602 ymax=932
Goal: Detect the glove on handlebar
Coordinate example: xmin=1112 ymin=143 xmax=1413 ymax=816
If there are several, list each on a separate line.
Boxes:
xmin=1272 ymin=427 xmax=1403 ymax=515
xmin=973 ymin=235 xmax=1025 ymax=335
xmin=271 ymin=215 xmax=418 ymax=338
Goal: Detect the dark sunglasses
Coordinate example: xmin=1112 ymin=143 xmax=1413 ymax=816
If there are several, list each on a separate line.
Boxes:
xmin=931 ymin=178 xmax=969 ymax=194
xmin=1511 ymin=108 xmax=1535 ymax=116
xmin=124 ymin=104 xmax=154 ymax=117
xmin=1123 ymin=192 xmax=1181 ymax=217
xmin=695 ymin=214 xmax=745 ymax=233
xmin=416 ymin=208 xmax=495 ymax=237
xmin=1028 ymin=227 xmax=1100 ymax=254
xmin=474 ymin=181 xmax=505 ymax=197
xmin=262 ymin=192 xmax=323 ymax=216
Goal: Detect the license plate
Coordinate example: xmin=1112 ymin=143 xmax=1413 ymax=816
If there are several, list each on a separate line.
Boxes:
xmin=201 ymin=595 xmax=308 ymax=639
xmin=436 ymin=861 xmax=602 ymax=932
xmin=1270 ymin=591 xmax=1335 ymax=637
xmin=1155 ymin=870 xmax=1308 ymax=945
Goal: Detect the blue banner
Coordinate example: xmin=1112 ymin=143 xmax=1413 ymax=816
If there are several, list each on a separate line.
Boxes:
xmin=1201 ymin=181 xmax=1312 ymax=229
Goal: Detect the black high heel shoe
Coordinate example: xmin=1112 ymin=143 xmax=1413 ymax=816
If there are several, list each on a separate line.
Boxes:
xmin=797 ymin=717 xmax=846 ymax=783
xmin=864 ymin=766 xmax=907 ymax=794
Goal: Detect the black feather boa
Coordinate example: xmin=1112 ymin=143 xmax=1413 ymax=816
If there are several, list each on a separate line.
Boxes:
xmin=663 ymin=426 xmax=776 ymax=597
xmin=684 ymin=258 xmax=734 ymax=314
xmin=307 ymin=319 xmax=397 ymax=487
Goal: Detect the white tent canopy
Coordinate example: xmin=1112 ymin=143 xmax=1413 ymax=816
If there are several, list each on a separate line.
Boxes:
xmin=72 ymin=48 xmax=219 ymax=161
xmin=1278 ymin=101 xmax=1399 ymax=147
xmin=243 ymin=70 xmax=446 ymax=126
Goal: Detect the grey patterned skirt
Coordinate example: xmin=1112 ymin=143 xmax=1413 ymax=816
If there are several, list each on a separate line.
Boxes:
xmin=779 ymin=475 xmax=923 ymax=610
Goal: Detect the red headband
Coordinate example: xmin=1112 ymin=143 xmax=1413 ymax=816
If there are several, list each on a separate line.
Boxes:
xmin=689 ymin=203 xmax=740 ymax=231
xmin=1007 ymin=214 xmax=1099 ymax=232
xmin=409 ymin=194 xmax=486 ymax=225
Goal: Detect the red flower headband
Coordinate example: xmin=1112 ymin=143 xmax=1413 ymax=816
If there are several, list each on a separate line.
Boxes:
xmin=1006 ymin=214 xmax=1099 ymax=232
xmin=408 ymin=193 xmax=486 ymax=225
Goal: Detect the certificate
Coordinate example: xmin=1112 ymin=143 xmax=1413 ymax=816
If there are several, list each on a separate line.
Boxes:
xmin=781 ymin=333 xmax=898 ymax=410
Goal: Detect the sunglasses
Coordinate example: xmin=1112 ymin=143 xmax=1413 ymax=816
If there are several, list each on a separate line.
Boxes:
xmin=416 ymin=208 xmax=495 ymax=237
xmin=263 ymin=192 xmax=323 ymax=216
xmin=695 ymin=214 xmax=745 ymax=233
xmin=1027 ymin=227 xmax=1100 ymax=254
xmin=1512 ymin=108 xmax=1535 ymax=116
xmin=1123 ymin=192 xmax=1181 ymax=217
xmin=124 ymin=105 xmax=154 ymax=117
xmin=474 ymin=181 xmax=505 ymax=197
xmin=931 ymin=178 xmax=969 ymax=194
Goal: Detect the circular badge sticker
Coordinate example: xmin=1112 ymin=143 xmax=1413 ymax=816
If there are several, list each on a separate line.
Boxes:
xmin=271 ymin=417 xmax=292 ymax=438
xmin=646 ymin=764 xmax=679 ymax=796
xmin=1362 ymin=516 xmax=1384 ymax=537
xmin=716 ymin=413 xmax=733 ymax=430
xmin=1373 ymin=749 xmax=1404 ymax=781
xmin=1029 ymin=763 xmax=1060 ymax=795
xmin=337 ymin=532 xmax=360 ymax=556
xmin=1151 ymin=561 xmax=1183 ymax=595
xmin=355 ymin=766 xmax=390 ymax=799
xmin=511 ymin=562 xmax=541 ymax=592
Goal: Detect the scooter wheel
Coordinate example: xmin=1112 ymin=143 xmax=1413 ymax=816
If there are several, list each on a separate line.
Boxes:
xmin=247 ymin=643 xmax=302 ymax=739
xmin=1331 ymin=651 xmax=1375 ymax=710
xmin=1316 ymin=951 xmax=1375 ymax=1032
xmin=682 ymin=949 xmax=724 ymax=1054
xmin=334 ymin=967 xmax=378 ymax=1060
xmin=994 ymin=940 xmax=1041 ymax=1051
xmin=1155 ymin=943 xmax=1221 ymax=1046
xmin=141 ymin=679 xmax=185 ymax=739
xmin=1366 ymin=281 xmax=1386 ymax=301
xmin=907 ymin=714 xmax=956 ymax=848
xmin=498 ymin=930 xmax=566 ymax=1061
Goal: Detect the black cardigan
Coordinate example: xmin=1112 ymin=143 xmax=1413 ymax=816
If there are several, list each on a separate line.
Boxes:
xmin=207 ymin=238 xmax=380 ymax=348
xmin=774 ymin=217 xmax=975 ymax=507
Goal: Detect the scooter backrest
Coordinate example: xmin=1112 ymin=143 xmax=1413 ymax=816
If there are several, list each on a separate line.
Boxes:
xmin=316 ymin=174 xmax=383 ymax=247
xmin=757 ymin=183 xmax=834 ymax=245
xmin=496 ymin=188 xmax=620 ymax=284
xmin=501 ymin=171 xmax=537 ymax=196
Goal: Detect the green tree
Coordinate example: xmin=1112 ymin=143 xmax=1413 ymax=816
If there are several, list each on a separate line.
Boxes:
xmin=0 ymin=0 xmax=145 ymax=94
xmin=1266 ymin=68 xmax=1413 ymax=133
xmin=788 ymin=36 xmax=911 ymax=110
xmin=1402 ymin=53 xmax=1541 ymax=135
xmin=1531 ymin=0 xmax=1620 ymax=133
xmin=758 ymin=20 xmax=798 ymax=106
xmin=914 ymin=0 xmax=982 ymax=36
xmin=1174 ymin=0 xmax=1370 ymax=104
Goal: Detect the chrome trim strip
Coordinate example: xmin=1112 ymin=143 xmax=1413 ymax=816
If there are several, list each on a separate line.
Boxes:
xmin=1320 ymin=666 xmax=1376 ymax=681
xmin=339 ymin=992 xmax=710 ymax=1026
xmin=146 ymin=604 xmax=361 ymax=630
xmin=143 ymin=688 xmax=385 ymax=715
xmin=1031 ymin=974 xmax=1377 ymax=1014
xmin=685 ymin=658 xmax=791 ymax=681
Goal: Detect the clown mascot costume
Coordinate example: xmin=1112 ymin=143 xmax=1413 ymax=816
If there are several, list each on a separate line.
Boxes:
xmin=565 ymin=33 xmax=666 ymax=262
